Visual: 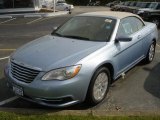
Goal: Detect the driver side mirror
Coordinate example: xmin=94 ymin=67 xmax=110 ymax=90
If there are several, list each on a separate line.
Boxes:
xmin=115 ymin=36 xmax=132 ymax=42
xmin=51 ymin=26 xmax=58 ymax=35
xmin=52 ymin=26 xmax=58 ymax=31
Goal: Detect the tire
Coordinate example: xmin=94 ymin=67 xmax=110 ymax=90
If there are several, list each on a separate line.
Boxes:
xmin=86 ymin=67 xmax=111 ymax=106
xmin=144 ymin=42 xmax=156 ymax=64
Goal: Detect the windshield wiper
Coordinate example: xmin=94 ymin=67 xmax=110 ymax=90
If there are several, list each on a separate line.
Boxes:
xmin=63 ymin=35 xmax=90 ymax=40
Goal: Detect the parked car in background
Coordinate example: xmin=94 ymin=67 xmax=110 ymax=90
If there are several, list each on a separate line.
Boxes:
xmin=87 ymin=2 xmax=94 ymax=6
xmin=56 ymin=1 xmax=66 ymax=4
xmin=110 ymin=1 xmax=160 ymax=27
xmin=5 ymin=11 xmax=158 ymax=107
xmin=55 ymin=2 xmax=74 ymax=11
xmin=118 ymin=1 xmax=131 ymax=11
xmin=136 ymin=2 xmax=160 ymax=15
xmin=87 ymin=1 xmax=100 ymax=6
xmin=123 ymin=1 xmax=137 ymax=12
xmin=0 ymin=1 xmax=4 ymax=8
xmin=132 ymin=2 xmax=151 ymax=14
xmin=137 ymin=2 xmax=160 ymax=27
xmin=106 ymin=1 xmax=121 ymax=7
xmin=110 ymin=2 xmax=124 ymax=11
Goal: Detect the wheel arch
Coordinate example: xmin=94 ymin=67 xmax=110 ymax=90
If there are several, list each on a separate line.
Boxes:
xmin=84 ymin=62 xmax=115 ymax=104
xmin=152 ymin=38 xmax=156 ymax=45
xmin=92 ymin=62 xmax=115 ymax=83
xmin=102 ymin=63 xmax=114 ymax=82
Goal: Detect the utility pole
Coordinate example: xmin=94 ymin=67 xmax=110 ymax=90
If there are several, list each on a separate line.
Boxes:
xmin=53 ymin=0 xmax=55 ymax=13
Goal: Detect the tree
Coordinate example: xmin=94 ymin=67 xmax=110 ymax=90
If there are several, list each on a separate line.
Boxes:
xmin=66 ymin=0 xmax=89 ymax=5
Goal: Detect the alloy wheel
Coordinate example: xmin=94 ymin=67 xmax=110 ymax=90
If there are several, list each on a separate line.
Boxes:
xmin=149 ymin=44 xmax=155 ymax=62
xmin=93 ymin=72 xmax=108 ymax=101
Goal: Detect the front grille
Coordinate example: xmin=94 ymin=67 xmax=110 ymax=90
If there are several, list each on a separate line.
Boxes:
xmin=11 ymin=61 xmax=40 ymax=83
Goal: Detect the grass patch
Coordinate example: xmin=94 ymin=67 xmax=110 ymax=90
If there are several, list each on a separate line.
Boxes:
xmin=0 ymin=112 xmax=160 ymax=120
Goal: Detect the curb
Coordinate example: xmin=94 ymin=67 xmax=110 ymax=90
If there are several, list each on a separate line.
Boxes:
xmin=1 ymin=108 xmax=160 ymax=116
xmin=0 ymin=11 xmax=69 ymax=18
xmin=0 ymin=16 xmax=12 ymax=19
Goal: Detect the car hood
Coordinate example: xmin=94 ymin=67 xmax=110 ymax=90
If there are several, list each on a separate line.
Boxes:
xmin=12 ymin=35 xmax=106 ymax=71
xmin=139 ymin=8 xmax=153 ymax=11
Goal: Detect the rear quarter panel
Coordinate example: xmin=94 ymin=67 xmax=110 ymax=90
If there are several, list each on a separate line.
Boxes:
xmin=143 ymin=22 xmax=158 ymax=56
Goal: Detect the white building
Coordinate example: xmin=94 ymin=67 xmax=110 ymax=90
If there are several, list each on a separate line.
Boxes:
xmin=0 ymin=0 xmax=59 ymax=14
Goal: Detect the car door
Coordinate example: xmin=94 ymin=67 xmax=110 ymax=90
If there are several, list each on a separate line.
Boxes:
xmin=56 ymin=3 xmax=63 ymax=10
xmin=114 ymin=17 xmax=145 ymax=76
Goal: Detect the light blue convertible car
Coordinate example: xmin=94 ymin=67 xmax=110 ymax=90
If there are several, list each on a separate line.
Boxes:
xmin=5 ymin=11 xmax=158 ymax=107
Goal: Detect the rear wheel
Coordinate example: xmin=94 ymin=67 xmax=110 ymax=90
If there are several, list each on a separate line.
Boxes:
xmin=86 ymin=67 xmax=111 ymax=106
xmin=144 ymin=42 xmax=156 ymax=64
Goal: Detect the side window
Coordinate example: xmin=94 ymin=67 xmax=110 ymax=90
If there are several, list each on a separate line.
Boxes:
xmin=56 ymin=3 xmax=59 ymax=6
xmin=57 ymin=3 xmax=63 ymax=6
xmin=157 ymin=3 xmax=160 ymax=9
xmin=121 ymin=21 xmax=133 ymax=35
xmin=132 ymin=17 xmax=144 ymax=30
xmin=117 ymin=17 xmax=144 ymax=37
xmin=117 ymin=17 xmax=135 ymax=36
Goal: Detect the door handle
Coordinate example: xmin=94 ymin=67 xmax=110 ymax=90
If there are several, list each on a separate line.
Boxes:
xmin=137 ymin=35 xmax=142 ymax=39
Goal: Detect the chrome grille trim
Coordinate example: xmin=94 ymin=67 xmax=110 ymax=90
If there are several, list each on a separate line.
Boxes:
xmin=11 ymin=62 xmax=40 ymax=73
xmin=11 ymin=67 xmax=38 ymax=76
xmin=11 ymin=70 xmax=37 ymax=79
xmin=11 ymin=72 xmax=33 ymax=83
xmin=11 ymin=60 xmax=40 ymax=83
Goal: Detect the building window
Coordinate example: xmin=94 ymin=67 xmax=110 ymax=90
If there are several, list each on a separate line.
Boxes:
xmin=0 ymin=0 xmax=34 ymax=9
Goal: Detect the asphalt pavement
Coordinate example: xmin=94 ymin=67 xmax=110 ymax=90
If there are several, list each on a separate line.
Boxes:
xmin=0 ymin=6 xmax=160 ymax=114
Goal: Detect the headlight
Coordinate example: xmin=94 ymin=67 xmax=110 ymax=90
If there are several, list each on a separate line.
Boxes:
xmin=42 ymin=65 xmax=81 ymax=81
xmin=137 ymin=10 xmax=144 ymax=14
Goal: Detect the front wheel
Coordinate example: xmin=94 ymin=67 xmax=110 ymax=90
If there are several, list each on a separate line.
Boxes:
xmin=86 ymin=67 xmax=111 ymax=106
xmin=144 ymin=42 xmax=156 ymax=64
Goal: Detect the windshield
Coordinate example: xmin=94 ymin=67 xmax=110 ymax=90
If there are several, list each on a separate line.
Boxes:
xmin=140 ymin=3 xmax=150 ymax=8
xmin=124 ymin=2 xmax=130 ymax=6
xmin=149 ymin=3 xmax=158 ymax=9
xmin=120 ymin=2 xmax=124 ymax=5
xmin=129 ymin=2 xmax=136 ymax=6
xmin=136 ymin=2 xmax=142 ymax=7
xmin=52 ymin=16 xmax=116 ymax=42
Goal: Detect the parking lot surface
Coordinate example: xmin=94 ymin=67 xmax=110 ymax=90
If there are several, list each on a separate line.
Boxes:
xmin=0 ymin=7 xmax=160 ymax=113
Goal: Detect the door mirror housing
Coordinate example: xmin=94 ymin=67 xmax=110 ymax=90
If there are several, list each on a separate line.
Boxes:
xmin=53 ymin=26 xmax=58 ymax=31
xmin=115 ymin=36 xmax=132 ymax=42
xmin=51 ymin=26 xmax=58 ymax=35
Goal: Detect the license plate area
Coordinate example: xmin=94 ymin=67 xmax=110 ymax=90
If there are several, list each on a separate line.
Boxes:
xmin=13 ymin=84 xmax=23 ymax=96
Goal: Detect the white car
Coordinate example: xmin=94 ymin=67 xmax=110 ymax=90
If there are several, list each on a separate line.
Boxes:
xmin=55 ymin=3 xmax=74 ymax=11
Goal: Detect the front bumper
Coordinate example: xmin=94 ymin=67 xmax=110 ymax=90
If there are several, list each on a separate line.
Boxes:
xmin=4 ymin=64 xmax=89 ymax=107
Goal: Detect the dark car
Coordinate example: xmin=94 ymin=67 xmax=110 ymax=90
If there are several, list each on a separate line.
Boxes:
xmin=0 ymin=0 xmax=4 ymax=8
xmin=129 ymin=2 xmax=143 ymax=12
xmin=87 ymin=1 xmax=100 ymax=6
xmin=128 ymin=2 xmax=151 ymax=13
xmin=118 ymin=1 xmax=131 ymax=11
xmin=137 ymin=2 xmax=160 ymax=27
xmin=124 ymin=1 xmax=137 ymax=12
xmin=110 ymin=2 xmax=124 ymax=11
xmin=106 ymin=0 xmax=121 ymax=7
xmin=132 ymin=2 xmax=151 ymax=13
